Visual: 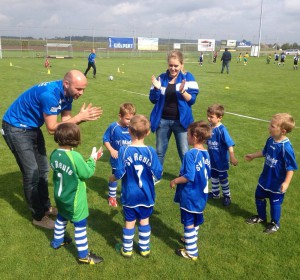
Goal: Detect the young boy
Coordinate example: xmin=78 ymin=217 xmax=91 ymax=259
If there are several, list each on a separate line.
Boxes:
xmin=103 ymin=103 xmax=136 ymax=207
xmin=206 ymin=104 xmax=238 ymax=206
xmin=170 ymin=121 xmax=211 ymax=261
xmin=245 ymin=113 xmax=297 ymax=234
xmin=109 ymin=115 xmax=163 ymax=258
xmin=50 ymin=123 xmax=103 ymax=264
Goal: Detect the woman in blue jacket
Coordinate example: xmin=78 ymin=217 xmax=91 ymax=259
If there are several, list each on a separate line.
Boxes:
xmin=149 ymin=50 xmax=199 ymax=167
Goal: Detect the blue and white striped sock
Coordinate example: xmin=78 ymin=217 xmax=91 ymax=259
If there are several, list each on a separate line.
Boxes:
xmin=221 ymin=178 xmax=231 ymax=197
xmin=74 ymin=219 xmax=88 ymax=259
xmin=123 ymin=227 xmax=135 ymax=252
xmin=211 ymin=177 xmax=220 ymax=196
xmin=51 ymin=215 xmax=67 ymax=248
xmin=108 ymin=181 xmax=118 ymax=198
xmin=138 ymin=224 xmax=151 ymax=252
xmin=184 ymin=227 xmax=198 ymax=258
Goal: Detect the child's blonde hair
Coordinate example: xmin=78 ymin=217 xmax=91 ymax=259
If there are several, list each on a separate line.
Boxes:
xmin=207 ymin=104 xmax=225 ymax=118
xmin=119 ymin=103 xmax=136 ymax=117
xmin=129 ymin=114 xmax=150 ymax=140
xmin=272 ymin=113 xmax=295 ymax=133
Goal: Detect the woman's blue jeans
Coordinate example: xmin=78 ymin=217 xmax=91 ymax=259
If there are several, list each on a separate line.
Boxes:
xmin=155 ymin=118 xmax=188 ymax=166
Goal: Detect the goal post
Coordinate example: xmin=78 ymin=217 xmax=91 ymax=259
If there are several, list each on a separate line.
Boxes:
xmin=45 ymin=43 xmax=73 ymax=58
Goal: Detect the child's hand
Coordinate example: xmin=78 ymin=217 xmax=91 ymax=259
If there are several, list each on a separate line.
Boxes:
xmin=170 ymin=179 xmax=176 ymax=189
xmin=151 ymin=75 xmax=161 ymax=89
xmin=244 ymin=154 xmax=253 ymax=161
xmin=280 ymin=182 xmax=289 ymax=193
xmin=91 ymin=146 xmax=103 ymax=161
xmin=230 ymin=157 xmax=238 ymax=166
xmin=110 ymin=149 xmax=118 ymax=159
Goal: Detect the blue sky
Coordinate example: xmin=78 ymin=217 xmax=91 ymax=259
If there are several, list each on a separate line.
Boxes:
xmin=0 ymin=0 xmax=299 ymax=44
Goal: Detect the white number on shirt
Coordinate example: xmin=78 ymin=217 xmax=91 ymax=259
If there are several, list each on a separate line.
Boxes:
xmin=134 ymin=165 xmax=143 ymax=188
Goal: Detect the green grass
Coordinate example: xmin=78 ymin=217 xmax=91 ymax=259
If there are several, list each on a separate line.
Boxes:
xmin=0 ymin=55 xmax=300 ymax=280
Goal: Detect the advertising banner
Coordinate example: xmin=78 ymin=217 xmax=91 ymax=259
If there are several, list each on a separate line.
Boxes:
xmin=108 ymin=37 xmax=134 ymax=49
xmin=137 ymin=37 xmax=158 ymax=51
xmin=198 ymin=39 xmax=215 ymax=51
xmin=237 ymin=40 xmax=252 ymax=48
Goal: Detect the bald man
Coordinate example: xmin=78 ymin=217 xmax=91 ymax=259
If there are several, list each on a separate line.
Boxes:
xmin=2 ymin=70 xmax=102 ymax=229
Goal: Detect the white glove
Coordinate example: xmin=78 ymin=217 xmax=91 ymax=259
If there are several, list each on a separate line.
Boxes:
xmin=91 ymin=146 xmax=103 ymax=161
xmin=151 ymin=75 xmax=161 ymax=89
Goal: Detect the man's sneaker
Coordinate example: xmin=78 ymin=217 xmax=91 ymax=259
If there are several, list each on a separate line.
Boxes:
xmin=108 ymin=197 xmax=118 ymax=207
xmin=45 ymin=206 xmax=58 ymax=216
xmin=175 ymin=248 xmax=198 ymax=261
xmin=120 ymin=247 xmax=133 ymax=258
xmin=246 ymin=215 xmax=265 ymax=225
xmin=222 ymin=196 xmax=231 ymax=206
xmin=208 ymin=192 xmax=220 ymax=200
xmin=78 ymin=251 xmax=104 ymax=264
xmin=33 ymin=216 xmax=55 ymax=229
xmin=140 ymin=250 xmax=150 ymax=257
xmin=50 ymin=236 xmax=72 ymax=249
xmin=263 ymin=222 xmax=279 ymax=234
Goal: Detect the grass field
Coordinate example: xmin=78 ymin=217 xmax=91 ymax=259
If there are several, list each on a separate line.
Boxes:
xmin=0 ymin=53 xmax=300 ymax=280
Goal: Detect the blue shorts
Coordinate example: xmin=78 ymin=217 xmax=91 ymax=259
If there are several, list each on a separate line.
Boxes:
xmin=123 ymin=206 xmax=153 ymax=222
xmin=211 ymin=169 xmax=228 ymax=180
xmin=180 ymin=209 xmax=204 ymax=227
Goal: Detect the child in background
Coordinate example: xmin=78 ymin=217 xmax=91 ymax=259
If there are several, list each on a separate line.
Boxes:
xmin=50 ymin=123 xmax=103 ymax=264
xmin=109 ymin=115 xmax=163 ymax=258
xmin=206 ymin=104 xmax=238 ymax=206
xmin=170 ymin=121 xmax=211 ymax=261
xmin=245 ymin=113 xmax=297 ymax=234
xmin=103 ymin=103 xmax=136 ymax=207
xmin=44 ymin=57 xmax=51 ymax=69
xmin=293 ymin=54 xmax=299 ymax=70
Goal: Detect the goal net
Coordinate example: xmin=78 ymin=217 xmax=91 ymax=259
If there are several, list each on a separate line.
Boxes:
xmin=45 ymin=43 xmax=73 ymax=58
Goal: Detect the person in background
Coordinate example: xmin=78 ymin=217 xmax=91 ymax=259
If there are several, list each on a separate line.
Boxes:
xmin=84 ymin=48 xmax=97 ymax=78
xmin=1 ymin=70 xmax=102 ymax=229
xmin=149 ymin=50 xmax=199 ymax=167
xmin=199 ymin=52 xmax=204 ymax=66
xmin=220 ymin=48 xmax=231 ymax=74
xmin=50 ymin=123 xmax=104 ymax=264
xmin=245 ymin=113 xmax=297 ymax=234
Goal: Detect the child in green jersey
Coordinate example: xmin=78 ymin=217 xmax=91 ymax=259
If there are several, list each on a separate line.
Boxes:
xmin=50 ymin=123 xmax=103 ymax=265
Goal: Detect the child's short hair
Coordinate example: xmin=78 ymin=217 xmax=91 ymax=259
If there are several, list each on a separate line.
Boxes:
xmin=119 ymin=103 xmax=136 ymax=117
xmin=129 ymin=114 xmax=150 ymax=139
xmin=188 ymin=121 xmax=212 ymax=143
xmin=207 ymin=104 xmax=225 ymax=118
xmin=54 ymin=123 xmax=81 ymax=147
xmin=272 ymin=113 xmax=295 ymax=133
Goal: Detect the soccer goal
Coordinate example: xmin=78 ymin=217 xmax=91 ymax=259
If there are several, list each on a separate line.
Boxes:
xmin=45 ymin=43 xmax=73 ymax=58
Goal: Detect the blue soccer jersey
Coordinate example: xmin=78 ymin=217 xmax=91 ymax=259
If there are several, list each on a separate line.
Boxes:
xmin=114 ymin=145 xmax=163 ymax=208
xmin=207 ymin=124 xmax=235 ymax=171
xmin=103 ymin=122 xmax=132 ymax=168
xmin=174 ymin=148 xmax=211 ymax=213
xmin=258 ymin=137 xmax=298 ymax=193
xmin=3 ymin=80 xmax=72 ymax=129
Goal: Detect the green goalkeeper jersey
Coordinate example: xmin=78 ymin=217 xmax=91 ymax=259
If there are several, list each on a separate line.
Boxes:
xmin=50 ymin=149 xmax=96 ymax=222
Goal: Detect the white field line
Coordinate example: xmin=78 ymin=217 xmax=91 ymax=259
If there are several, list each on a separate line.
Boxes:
xmin=121 ymin=89 xmax=299 ymax=128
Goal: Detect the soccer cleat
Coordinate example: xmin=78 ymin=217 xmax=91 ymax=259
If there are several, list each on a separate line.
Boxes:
xmin=33 ymin=216 xmax=55 ymax=229
xmin=263 ymin=222 xmax=279 ymax=234
xmin=246 ymin=215 xmax=265 ymax=224
xmin=175 ymin=248 xmax=198 ymax=261
xmin=120 ymin=247 xmax=133 ymax=258
xmin=208 ymin=192 xmax=220 ymax=200
xmin=78 ymin=251 xmax=104 ymax=264
xmin=108 ymin=197 xmax=118 ymax=207
xmin=222 ymin=196 xmax=231 ymax=206
xmin=45 ymin=206 xmax=58 ymax=216
xmin=140 ymin=250 xmax=150 ymax=257
xmin=50 ymin=236 xmax=72 ymax=249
